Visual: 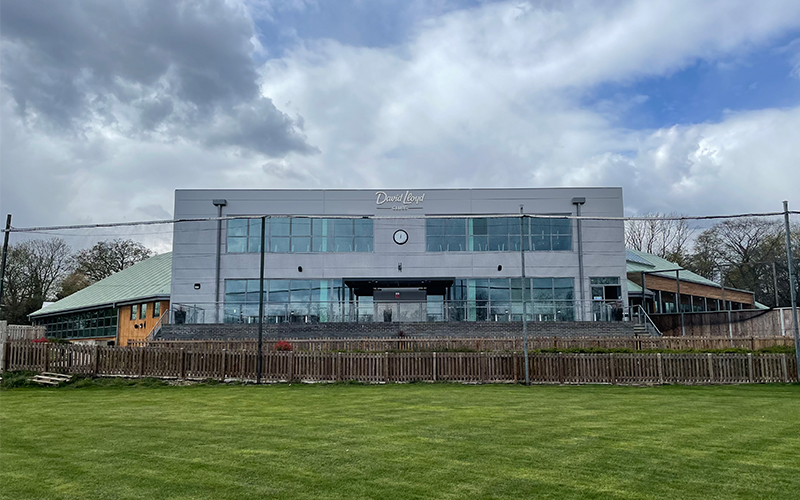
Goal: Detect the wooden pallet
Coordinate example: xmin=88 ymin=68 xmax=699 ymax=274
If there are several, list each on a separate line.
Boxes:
xmin=31 ymin=372 xmax=74 ymax=386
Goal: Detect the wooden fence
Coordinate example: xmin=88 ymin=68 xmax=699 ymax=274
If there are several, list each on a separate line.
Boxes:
xmin=4 ymin=342 xmax=797 ymax=385
xmin=128 ymin=336 xmax=796 ymax=352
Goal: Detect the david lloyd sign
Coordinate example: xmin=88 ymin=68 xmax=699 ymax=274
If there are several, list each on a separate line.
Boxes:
xmin=375 ymin=191 xmax=425 ymax=210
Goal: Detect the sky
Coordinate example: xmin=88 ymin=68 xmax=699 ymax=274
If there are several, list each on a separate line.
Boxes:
xmin=2 ymin=0 xmax=800 ymax=251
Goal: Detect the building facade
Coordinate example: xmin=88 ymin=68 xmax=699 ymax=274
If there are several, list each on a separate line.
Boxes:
xmin=30 ymin=253 xmax=171 ymax=345
xmin=170 ymin=188 xmax=627 ymax=325
xmin=625 ymin=249 xmax=757 ymax=313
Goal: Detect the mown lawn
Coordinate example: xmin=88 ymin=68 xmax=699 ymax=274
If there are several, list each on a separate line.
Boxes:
xmin=1 ymin=382 xmax=799 ymax=499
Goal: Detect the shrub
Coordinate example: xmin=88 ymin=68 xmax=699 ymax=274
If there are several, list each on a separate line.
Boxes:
xmin=275 ymin=341 xmax=293 ymax=351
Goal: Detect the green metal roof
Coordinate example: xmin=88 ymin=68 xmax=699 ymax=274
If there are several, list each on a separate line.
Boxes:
xmin=625 ymin=248 xmax=723 ymax=288
xmin=30 ymin=252 xmax=172 ymax=318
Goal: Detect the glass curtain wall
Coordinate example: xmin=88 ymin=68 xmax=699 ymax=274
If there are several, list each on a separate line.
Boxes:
xmin=227 ymin=217 xmax=373 ymax=253
xmin=36 ymin=308 xmax=118 ymax=339
xmin=224 ymin=278 xmax=575 ymax=324
xmin=426 ymin=216 xmax=571 ymax=252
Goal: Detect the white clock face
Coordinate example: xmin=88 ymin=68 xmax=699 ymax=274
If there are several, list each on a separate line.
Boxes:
xmin=393 ymin=229 xmax=409 ymax=245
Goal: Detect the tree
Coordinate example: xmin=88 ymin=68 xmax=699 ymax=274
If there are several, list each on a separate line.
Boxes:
xmin=57 ymin=271 xmax=92 ymax=299
xmin=625 ymin=213 xmax=693 ymax=265
xmin=685 ymin=218 xmax=799 ymax=308
xmin=74 ymin=239 xmax=153 ymax=283
xmin=0 ymin=238 xmax=73 ymax=324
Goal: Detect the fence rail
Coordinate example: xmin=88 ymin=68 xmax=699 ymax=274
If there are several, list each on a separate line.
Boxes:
xmin=128 ymin=336 xmax=796 ymax=352
xmin=4 ymin=341 xmax=797 ymax=385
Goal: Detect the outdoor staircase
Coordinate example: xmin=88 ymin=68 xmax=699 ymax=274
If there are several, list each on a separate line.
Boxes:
xmin=633 ymin=324 xmax=648 ymax=336
xmin=30 ymin=372 xmax=73 ymax=386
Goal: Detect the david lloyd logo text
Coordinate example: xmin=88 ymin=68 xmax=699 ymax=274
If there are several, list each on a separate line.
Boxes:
xmin=375 ymin=191 xmax=425 ymax=210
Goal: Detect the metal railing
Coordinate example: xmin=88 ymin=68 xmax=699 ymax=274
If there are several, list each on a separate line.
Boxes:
xmin=169 ymin=300 xmax=631 ymax=325
xmin=144 ymin=310 xmax=171 ymax=342
xmin=630 ymin=305 xmax=662 ymax=337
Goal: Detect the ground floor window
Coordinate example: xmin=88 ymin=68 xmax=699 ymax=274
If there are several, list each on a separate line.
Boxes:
xmin=35 ymin=308 xmax=118 ymax=339
xmin=222 ymin=277 xmax=577 ymax=323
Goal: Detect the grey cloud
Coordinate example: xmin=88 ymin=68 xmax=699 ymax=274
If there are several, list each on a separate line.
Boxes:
xmin=0 ymin=0 xmax=315 ymax=156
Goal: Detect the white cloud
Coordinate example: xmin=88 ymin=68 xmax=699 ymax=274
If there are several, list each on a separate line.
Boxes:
xmin=2 ymin=0 xmax=800 ymax=253
xmin=257 ymin=0 xmax=800 ymax=212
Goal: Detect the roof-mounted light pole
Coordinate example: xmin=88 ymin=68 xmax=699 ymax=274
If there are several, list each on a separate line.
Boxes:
xmin=572 ymin=198 xmax=586 ymax=321
xmin=212 ymin=199 xmax=227 ymax=324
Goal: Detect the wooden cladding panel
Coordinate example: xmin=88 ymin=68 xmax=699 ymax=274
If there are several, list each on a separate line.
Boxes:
xmin=628 ymin=273 xmax=754 ymax=305
xmin=117 ymin=300 xmax=170 ymax=347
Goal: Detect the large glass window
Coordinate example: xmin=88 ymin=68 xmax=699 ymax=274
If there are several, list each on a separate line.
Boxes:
xmin=452 ymin=277 xmax=574 ymax=322
xmin=227 ymin=217 xmax=373 ymax=254
xmin=427 ymin=216 xmax=570 ymax=252
xmin=225 ymin=279 xmax=347 ymax=324
xmin=426 ymin=218 xmax=467 ymax=252
xmin=36 ymin=308 xmax=118 ymax=339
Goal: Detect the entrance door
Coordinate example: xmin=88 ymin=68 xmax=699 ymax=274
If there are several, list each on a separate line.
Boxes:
xmin=374 ymin=288 xmax=427 ymax=322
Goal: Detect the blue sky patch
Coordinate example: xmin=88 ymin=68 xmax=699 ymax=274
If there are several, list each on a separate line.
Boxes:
xmin=582 ymin=31 xmax=800 ymax=130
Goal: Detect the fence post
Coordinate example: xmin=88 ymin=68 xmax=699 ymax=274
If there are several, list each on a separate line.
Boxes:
xmin=432 ymin=352 xmax=437 ymax=382
xmin=287 ymin=351 xmax=294 ymax=382
xmin=44 ymin=344 xmax=49 ymax=373
xmin=657 ymin=353 xmax=664 ymax=385
xmin=781 ymin=354 xmax=789 ymax=383
xmin=747 ymin=353 xmax=754 ymax=383
xmin=221 ymin=349 xmax=227 ymax=381
xmin=609 ymin=353 xmax=616 ymax=385
xmin=3 ymin=341 xmax=9 ymax=372
xmin=707 ymin=353 xmax=714 ymax=383
xmin=383 ymin=352 xmax=389 ymax=383
xmin=179 ymin=348 xmax=186 ymax=379
xmin=336 ymin=352 xmax=342 ymax=382
xmin=240 ymin=350 xmax=245 ymax=381
xmin=139 ymin=348 xmax=146 ymax=377
xmin=557 ymin=352 xmax=564 ymax=384
xmin=92 ymin=345 xmax=99 ymax=376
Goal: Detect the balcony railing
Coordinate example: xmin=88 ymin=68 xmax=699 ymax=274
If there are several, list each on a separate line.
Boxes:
xmin=170 ymin=300 xmax=629 ymax=325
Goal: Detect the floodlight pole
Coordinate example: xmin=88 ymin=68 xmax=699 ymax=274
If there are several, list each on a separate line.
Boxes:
xmin=212 ymin=199 xmax=227 ymax=324
xmin=782 ymin=201 xmax=800 ymax=380
xmin=256 ymin=216 xmax=266 ymax=384
xmin=0 ymin=214 xmax=11 ymax=311
xmin=520 ymin=206 xmax=529 ymax=386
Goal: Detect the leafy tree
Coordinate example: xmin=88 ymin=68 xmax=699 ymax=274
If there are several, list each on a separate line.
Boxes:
xmin=685 ymin=218 xmax=799 ymax=308
xmin=57 ymin=271 xmax=92 ymax=299
xmin=74 ymin=239 xmax=153 ymax=283
xmin=0 ymin=238 xmax=73 ymax=324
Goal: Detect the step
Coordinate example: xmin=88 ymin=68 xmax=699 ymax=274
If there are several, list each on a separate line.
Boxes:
xmin=30 ymin=372 xmax=74 ymax=385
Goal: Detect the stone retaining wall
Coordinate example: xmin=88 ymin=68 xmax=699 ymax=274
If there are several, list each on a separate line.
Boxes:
xmin=158 ymin=321 xmax=638 ymax=340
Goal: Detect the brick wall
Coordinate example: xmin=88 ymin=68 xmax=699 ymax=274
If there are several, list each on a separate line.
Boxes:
xmin=158 ymin=321 xmax=638 ymax=341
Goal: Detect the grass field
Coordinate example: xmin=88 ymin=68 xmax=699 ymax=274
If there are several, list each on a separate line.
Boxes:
xmin=2 ymin=382 xmax=800 ymax=499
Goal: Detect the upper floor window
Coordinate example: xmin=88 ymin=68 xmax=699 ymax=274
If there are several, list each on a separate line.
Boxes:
xmin=426 ymin=216 xmax=571 ymax=252
xmin=227 ymin=217 xmax=373 ymax=253
xmin=130 ymin=304 xmax=138 ymax=321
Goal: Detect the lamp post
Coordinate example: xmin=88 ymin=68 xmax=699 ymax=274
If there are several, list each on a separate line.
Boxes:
xmin=782 ymin=201 xmax=800 ymax=380
xmin=256 ymin=216 xmax=266 ymax=384
xmin=520 ymin=205 xmax=529 ymax=386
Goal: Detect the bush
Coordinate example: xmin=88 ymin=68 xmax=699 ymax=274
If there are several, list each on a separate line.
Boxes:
xmin=0 ymin=371 xmax=39 ymax=389
xmin=274 ymin=341 xmax=293 ymax=352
